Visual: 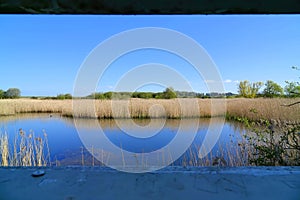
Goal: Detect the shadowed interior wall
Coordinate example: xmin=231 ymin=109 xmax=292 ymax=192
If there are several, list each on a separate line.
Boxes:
xmin=1 ymin=0 xmax=300 ymax=14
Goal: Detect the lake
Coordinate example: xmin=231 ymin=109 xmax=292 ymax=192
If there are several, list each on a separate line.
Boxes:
xmin=0 ymin=113 xmax=247 ymax=171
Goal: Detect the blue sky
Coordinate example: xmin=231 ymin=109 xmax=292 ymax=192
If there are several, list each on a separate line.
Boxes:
xmin=0 ymin=15 xmax=299 ymax=96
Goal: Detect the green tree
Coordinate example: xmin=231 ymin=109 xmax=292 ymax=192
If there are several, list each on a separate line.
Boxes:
xmin=263 ymin=80 xmax=283 ymax=97
xmin=281 ymin=66 xmax=300 ymax=106
xmin=103 ymin=92 xmax=112 ymax=99
xmin=138 ymin=92 xmax=154 ymax=99
xmin=285 ymin=81 xmax=300 ymax=97
xmin=57 ymin=94 xmax=66 ymax=100
xmin=238 ymin=80 xmax=263 ymax=98
xmin=154 ymin=92 xmax=164 ymax=99
xmin=94 ymin=93 xmax=105 ymax=99
xmin=56 ymin=93 xmax=72 ymax=100
xmin=5 ymin=88 xmax=21 ymax=98
xmin=163 ymin=87 xmax=177 ymax=99
xmin=0 ymin=89 xmax=4 ymax=99
xmin=64 ymin=93 xmax=72 ymax=99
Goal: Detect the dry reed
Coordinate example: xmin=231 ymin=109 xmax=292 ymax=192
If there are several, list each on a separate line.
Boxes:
xmin=0 ymin=98 xmax=299 ymax=122
xmin=226 ymin=98 xmax=300 ymax=123
xmin=0 ymin=129 xmax=50 ymax=167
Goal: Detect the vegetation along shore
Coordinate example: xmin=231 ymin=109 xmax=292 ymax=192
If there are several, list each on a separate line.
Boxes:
xmin=0 ymin=98 xmax=299 ymax=123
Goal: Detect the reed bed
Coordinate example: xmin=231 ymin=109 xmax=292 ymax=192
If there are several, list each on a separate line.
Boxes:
xmin=0 ymin=98 xmax=299 ymax=122
xmin=0 ymin=129 xmax=50 ymax=167
xmin=226 ymin=98 xmax=300 ymax=123
xmin=0 ymin=99 xmax=70 ymax=115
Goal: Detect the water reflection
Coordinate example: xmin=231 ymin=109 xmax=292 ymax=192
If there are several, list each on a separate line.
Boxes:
xmin=0 ymin=113 xmax=247 ymax=167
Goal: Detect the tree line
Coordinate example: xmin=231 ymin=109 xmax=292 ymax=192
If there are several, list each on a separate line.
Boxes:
xmin=86 ymin=87 xmax=178 ymax=100
xmin=238 ymin=79 xmax=300 ymax=98
xmin=86 ymin=89 xmax=238 ymax=100
xmin=2 ymin=76 xmax=299 ymax=100
xmin=0 ymin=88 xmax=21 ymax=99
xmin=238 ymin=66 xmax=300 ymax=98
xmin=2 ymin=82 xmax=299 ymax=100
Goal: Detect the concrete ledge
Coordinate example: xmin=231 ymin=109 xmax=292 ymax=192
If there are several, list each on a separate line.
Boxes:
xmin=1 ymin=166 xmax=300 ymax=200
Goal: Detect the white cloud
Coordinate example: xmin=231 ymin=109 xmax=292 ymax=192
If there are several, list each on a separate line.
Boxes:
xmin=223 ymin=79 xmax=240 ymax=84
xmin=224 ymin=79 xmax=232 ymax=83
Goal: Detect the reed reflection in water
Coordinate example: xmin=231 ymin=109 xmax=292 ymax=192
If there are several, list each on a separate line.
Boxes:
xmin=0 ymin=114 xmax=247 ymax=167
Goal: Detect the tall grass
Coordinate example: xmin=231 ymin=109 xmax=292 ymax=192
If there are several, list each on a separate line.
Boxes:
xmin=0 ymin=98 xmax=299 ymax=122
xmin=0 ymin=129 xmax=50 ymax=167
xmin=226 ymin=98 xmax=300 ymax=123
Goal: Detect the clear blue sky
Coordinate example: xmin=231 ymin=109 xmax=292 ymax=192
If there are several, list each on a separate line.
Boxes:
xmin=0 ymin=15 xmax=299 ymax=96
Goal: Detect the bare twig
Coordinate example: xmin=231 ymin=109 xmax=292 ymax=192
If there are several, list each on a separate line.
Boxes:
xmin=281 ymin=101 xmax=300 ymax=107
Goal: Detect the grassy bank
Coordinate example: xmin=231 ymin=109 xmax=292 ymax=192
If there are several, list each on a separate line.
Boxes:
xmin=0 ymin=98 xmax=299 ymax=122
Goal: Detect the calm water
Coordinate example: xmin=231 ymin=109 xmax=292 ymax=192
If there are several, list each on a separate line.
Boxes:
xmin=0 ymin=113 xmax=247 ymax=167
